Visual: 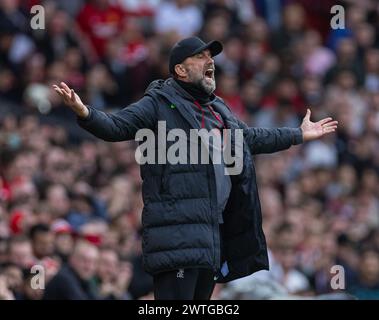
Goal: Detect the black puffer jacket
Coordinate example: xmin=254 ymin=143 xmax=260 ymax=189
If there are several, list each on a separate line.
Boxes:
xmin=78 ymin=78 xmax=303 ymax=283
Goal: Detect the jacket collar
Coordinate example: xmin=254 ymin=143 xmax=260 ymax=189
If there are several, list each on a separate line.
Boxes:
xmin=147 ymin=78 xmax=235 ymax=130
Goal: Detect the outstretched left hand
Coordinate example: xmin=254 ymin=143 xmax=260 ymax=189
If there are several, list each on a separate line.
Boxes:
xmin=301 ymin=108 xmax=338 ymax=142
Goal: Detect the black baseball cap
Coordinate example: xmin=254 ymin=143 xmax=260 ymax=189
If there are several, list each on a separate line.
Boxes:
xmin=169 ymin=37 xmax=223 ymax=75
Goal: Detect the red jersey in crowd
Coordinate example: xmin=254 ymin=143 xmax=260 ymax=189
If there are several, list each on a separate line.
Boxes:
xmin=77 ymin=2 xmax=126 ymax=58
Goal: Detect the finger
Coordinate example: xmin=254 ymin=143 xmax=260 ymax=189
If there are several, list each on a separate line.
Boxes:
xmin=324 ymin=125 xmax=338 ymax=131
xmin=61 ymin=87 xmax=71 ymax=98
xmin=305 ymin=108 xmax=311 ymax=120
xmin=60 ymin=82 xmax=71 ymax=95
xmin=320 ymin=120 xmax=338 ymax=126
xmin=323 ymin=121 xmax=339 ymax=128
xmin=318 ymin=117 xmax=333 ymax=125
xmin=70 ymin=89 xmax=76 ymax=102
xmin=323 ymin=122 xmax=338 ymax=128
xmin=324 ymin=127 xmax=336 ymax=133
xmin=58 ymin=88 xmax=70 ymax=99
xmin=324 ymin=126 xmax=338 ymax=131
xmin=53 ymin=87 xmax=65 ymax=96
xmin=57 ymin=88 xmax=72 ymax=103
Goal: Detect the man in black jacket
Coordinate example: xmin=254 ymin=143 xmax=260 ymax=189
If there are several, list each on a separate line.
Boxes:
xmin=43 ymin=240 xmax=99 ymax=300
xmin=53 ymin=37 xmax=338 ymax=300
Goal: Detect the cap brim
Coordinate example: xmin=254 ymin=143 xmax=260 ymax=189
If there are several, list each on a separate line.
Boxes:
xmin=192 ymin=40 xmax=223 ymax=57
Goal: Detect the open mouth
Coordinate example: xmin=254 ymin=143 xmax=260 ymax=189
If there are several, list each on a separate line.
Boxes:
xmin=204 ymin=68 xmax=214 ymax=79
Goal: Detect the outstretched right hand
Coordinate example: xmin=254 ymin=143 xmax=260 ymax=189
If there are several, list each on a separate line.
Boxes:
xmin=53 ymin=82 xmax=89 ymax=118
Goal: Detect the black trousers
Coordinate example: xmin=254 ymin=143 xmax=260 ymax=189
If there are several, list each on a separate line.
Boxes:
xmin=153 ymin=268 xmax=216 ymax=300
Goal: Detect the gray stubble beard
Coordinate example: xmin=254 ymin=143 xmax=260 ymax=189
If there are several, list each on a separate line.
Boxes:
xmin=199 ymin=77 xmax=216 ymax=95
xmin=187 ymin=68 xmax=216 ymax=95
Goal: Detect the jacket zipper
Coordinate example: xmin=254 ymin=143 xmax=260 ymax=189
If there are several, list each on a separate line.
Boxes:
xmin=206 ymin=164 xmax=219 ymax=273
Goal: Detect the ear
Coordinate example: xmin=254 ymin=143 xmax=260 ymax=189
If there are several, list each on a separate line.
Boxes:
xmin=174 ymin=64 xmax=187 ymax=78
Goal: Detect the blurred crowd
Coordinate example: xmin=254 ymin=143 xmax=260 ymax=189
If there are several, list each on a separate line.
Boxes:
xmin=1 ymin=0 xmax=379 ymax=300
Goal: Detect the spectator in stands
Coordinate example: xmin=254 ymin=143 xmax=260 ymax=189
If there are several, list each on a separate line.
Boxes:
xmin=43 ymin=240 xmax=99 ymax=300
xmin=348 ymin=248 xmax=379 ymax=299
xmin=7 ymin=236 xmax=35 ymax=269
xmin=29 ymin=223 xmax=55 ymax=260
xmin=96 ymin=248 xmax=133 ymax=299
xmin=154 ymin=0 xmax=203 ymax=37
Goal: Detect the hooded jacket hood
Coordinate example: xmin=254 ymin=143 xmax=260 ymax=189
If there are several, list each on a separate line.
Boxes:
xmin=145 ymin=78 xmax=218 ymax=106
